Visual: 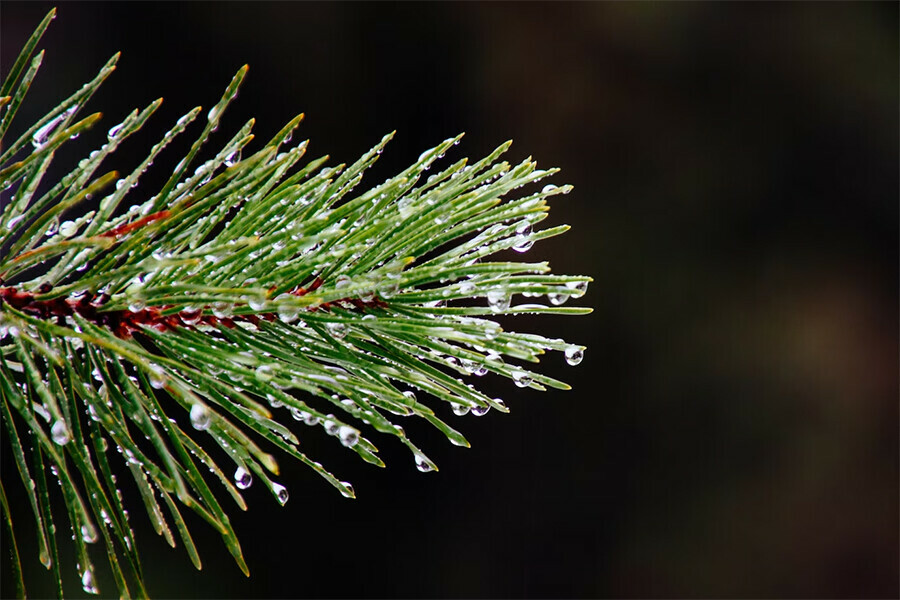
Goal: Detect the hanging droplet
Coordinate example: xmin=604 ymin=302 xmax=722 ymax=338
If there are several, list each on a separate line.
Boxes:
xmin=486 ymin=289 xmax=510 ymax=313
xmin=401 ymin=390 xmax=416 ymax=404
xmin=473 ymin=363 xmax=489 ymax=376
xmin=234 ymin=467 xmax=253 ymax=490
xmin=190 ymin=404 xmax=210 ymax=430
xmin=564 ymin=345 xmax=584 ymax=366
xmin=107 ymin=122 xmax=124 ymax=140
xmin=148 ymin=365 xmax=167 ymax=389
xmin=414 ymin=453 xmax=434 ymax=473
xmin=51 ymin=420 xmax=70 ymax=445
xmin=542 ymin=184 xmax=558 ymax=194
xmin=275 ymin=294 xmax=299 ymax=323
xmin=302 ymin=412 xmax=320 ymax=426
xmin=484 ymin=322 xmax=501 ymax=340
xmin=255 ymin=364 xmax=275 ymax=381
xmin=512 ymin=371 xmax=533 ymax=388
xmin=512 ymin=222 xmax=534 ymax=253
xmin=273 ymin=483 xmax=289 ymax=505
xmin=324 ymin=419 xmax=340 ymax=436
xmin=81 ymin=569 xmax=98 ymax=594
xmin=565 ymin=280 xmax=588 ymax=298
xmin=472 ymin=404 xmax=490 ymax=416
xmin=224 ymin=149 xmax=242 ymax=167
xmin=81 ymin=523 xmax=98 ymax=543
xmin=246 ymin=294 xmax=266 ymax=311
xmin=326 ymin=322 xmax=348 ymax=339
xmin=179 ymin=306 xmax=202 ymax=325
xmin=58 ymin=220 xmax=77 ymax=238
xmin=128 ymin=299 xmax=146 ymax=313
xmin=547 ymin=292 xmax=568 ymax=306
xmin=211 ymin=301 xmax=233 ymax=318
xmin=338 ymin=426 xmax=359 ymax=448
xmin=339 ymin=481 xmax=354 ymax=498
xmin=451 ymin=402 xmax=470 ymax=416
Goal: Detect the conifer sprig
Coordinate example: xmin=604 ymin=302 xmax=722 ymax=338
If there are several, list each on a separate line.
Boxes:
xmin=0 ymin=9 xmax=590 ymax=597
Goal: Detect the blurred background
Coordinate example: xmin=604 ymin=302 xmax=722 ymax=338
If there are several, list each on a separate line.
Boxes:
xmin=2 ymin=2 xmax=897 ymax=598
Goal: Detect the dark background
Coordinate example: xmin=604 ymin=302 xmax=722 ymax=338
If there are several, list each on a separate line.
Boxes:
xmin=1 ymin=2 xmax=897 ymax=598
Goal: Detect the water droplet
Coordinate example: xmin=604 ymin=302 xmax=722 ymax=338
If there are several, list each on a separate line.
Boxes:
xmin=81 ymin=569 xmax=98 ymax=594
xmin=211 ymin=301 xmax=232 ymax=318
xmin=326 ymin=322 xmax=348 ymax=339
xmin=338 ymin=425 xmax=359 ymax=448
xmin=32 ymin=113 xmax=66 ymax=148
xmin=451 ymin=402 xmax=469 ymax=416
xmin=512 ymin=221 xmax=534 ymax=253
xmin=190 ymin=404 xmax=210 ymax=430
xmin=339 ymin=481 xmax=354 ymax=498
xmin=128 ymin=299 xmax=145 ymax=313
xmin=45 ymin=218 xmax=59 ymax=237
xmin=565 ymin=280 xmax=588 ymax=298
xmin=414 ymin=453 xmax=434 ymax=473
xmin=107 ymin=123 xmax=124 ymax=139
xmin=548 ymin=292 xmax=568 ymax=306
xmin=58 ymin=220 xmax=77 ymax=238
xmin=234 ymin=467 xmax=252 ymax=489
xmin=472 ymin=404 xmax=490 ymax=416
xmin=324 ymin=419 xmax=340 ymax=436
xmin=302 ymin=412 xmax=320 ymax=426
xmin=564 ymin=345 xmax=584 ymax=366
xmin=255 ymin=364 xmax=275 ymax=381
xmin=51 ymin=420 xmax=70 ymax=445
xmin=148 ymin=365 xmax=167 ymax=389
xmin=486 ymin=289 xmax=510 ymax=313
xmin=542 ymin=184 xmax=558 ymax=194
xmin=512 ymin=371 xmax=532 ymax=388
xmin=275 ymin=294 xmax=299 ymax=323
xmin=224 ymin=149 xmax=241 ymax=167
xmin=273 ymin=483 xmax=289 ymax=505
xmin=81 ymin=524 xmax=98 ymax=543
xmin=246 ymin=294 xmax=266 ymax=311
xmin=179 ymin=306 xmax=201 ymax=325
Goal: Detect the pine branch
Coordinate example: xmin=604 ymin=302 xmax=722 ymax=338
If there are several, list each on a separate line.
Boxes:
xmin=0 ymin=9 xmax=590 ymax=598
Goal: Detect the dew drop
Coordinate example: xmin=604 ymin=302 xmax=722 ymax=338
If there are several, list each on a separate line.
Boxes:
xmin=81 ymin=524 xmax=98 ymax=543
xmin=338 ymin=425 xmax=359 ymax=448
xmin=324 ymin=418 xmax=340 ymax=436
xmin=565 ymin=280 xmax=588 ymax=298
xmin=548 ymin=292 xmax=568 ymax=306
xmin=401 ymin=390 xmax=416 ymax=404
xmin=564 ymin=345 xmax=584 ymax=366
xmin=234 ymin=466 xmax=253 ymax=489
xmin=190 ymin=404 xmax=210 ymax=430
xmin=255 ymin=364 xmax=275 ymax=381
xmin=512 ymin=371 xmax=533 ymax=388
xmin=486 ymin=289 xmax=510 ymax=313
xmin=472 ymin=404 xmax=490 ymax=417
xmin=81 ymin=569 xmax=98 ymax=594
xmin=326 ymin=322 xmax=348 ymax=339
xmin=179 ymin=306 xmax=202 ymax=325
xmin=451 ymin=402 xmax=470 ymax=416
xmin=128 ymin=299 xmax=146 ymax=313
xmin=302 ymin=412 xmax=320 ymax=426
xmin=275 ymin=294 xmax=299 ymax=323
xmin=51 ymin=420 xmax=70 ymax=445
xmin=148 ymin=364 xmax=167 ymax=389
xmin=339 ymin=481 xmax=354 ymax=498
xmin=414 ymin=453 xmax=434 ymax=473
xmin=542 ymin=184 xmax=558 ymax=194
xmin=273 ymin=483 xmax=289 ymax=505
xmin=58 ymin=220 xmax=77 ymax=238
xmin=107 ymin=123 xmax=124 ymax=139
xmin=224 ymin=149 xmax=241 ymax=167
